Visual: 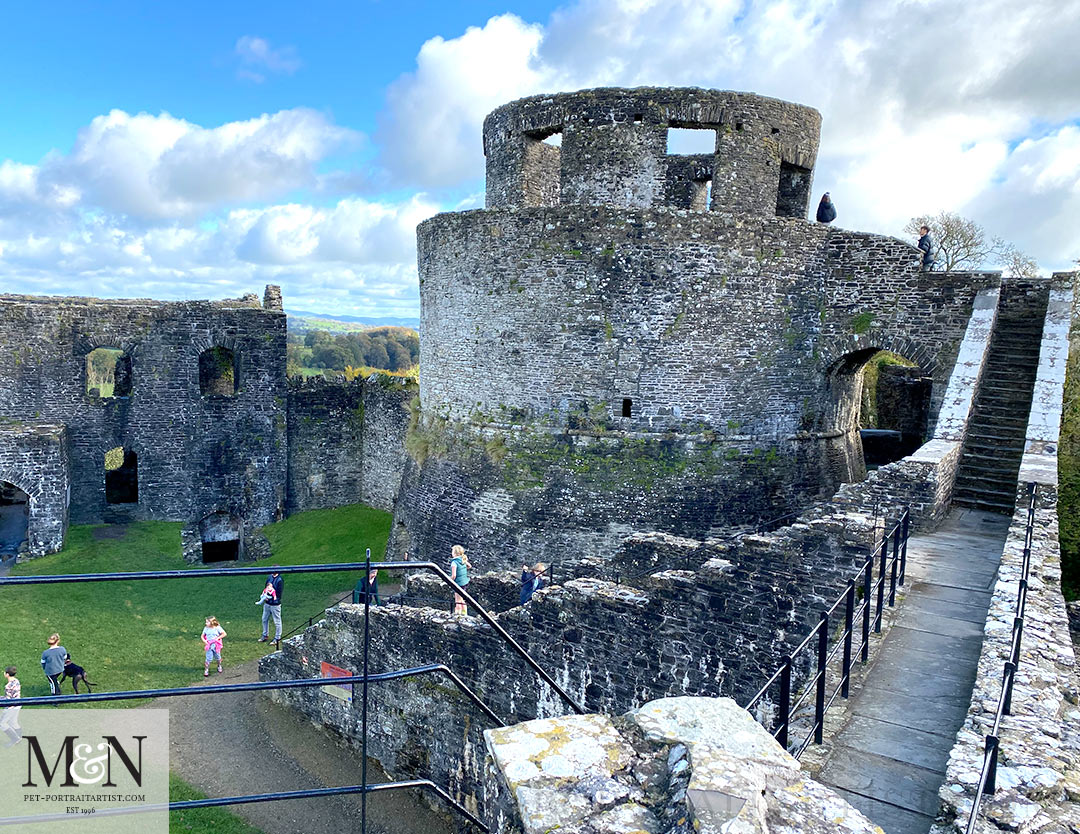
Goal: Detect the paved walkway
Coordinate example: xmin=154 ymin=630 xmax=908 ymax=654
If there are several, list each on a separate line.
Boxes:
xmin=817 ymin=509 xmax=1011 ymax=834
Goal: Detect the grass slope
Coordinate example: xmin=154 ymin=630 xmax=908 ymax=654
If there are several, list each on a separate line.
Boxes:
xmin=169 ymin=774 xmax=264 ymax=834
xmin=4 ymin=505 xmax=389 ymax=699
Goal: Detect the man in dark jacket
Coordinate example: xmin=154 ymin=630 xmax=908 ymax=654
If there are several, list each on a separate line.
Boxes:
xmin=917 ymin=225 xmax=936 ymax=271
xmin=258 ymin=569 xmax=283 ymax=642
xmin=816 ymin=193 xmax=836 ymax=224
xmin=353 ymin=568 xmax=381 ymax=606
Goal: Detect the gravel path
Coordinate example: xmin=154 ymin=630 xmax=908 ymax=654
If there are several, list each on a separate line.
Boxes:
xmin=168 ymin=657 xmax=452 ymax=834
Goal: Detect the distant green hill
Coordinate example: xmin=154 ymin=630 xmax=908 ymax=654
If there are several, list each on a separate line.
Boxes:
xmin=287 ymin=310 xmax=420 ymax=333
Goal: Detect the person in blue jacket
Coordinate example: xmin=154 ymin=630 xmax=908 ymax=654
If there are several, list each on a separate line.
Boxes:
xmin=520 ymin=563 xmax=547 ymax=605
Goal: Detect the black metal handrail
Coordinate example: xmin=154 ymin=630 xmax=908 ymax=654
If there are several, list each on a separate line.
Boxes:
xmin=6 ymin=664 xmax=505 ymax=726
xmin=0 ymin=780 xmax=488 ymax=831
xmin=744 ymin=506 xmax=910 ymax=756
xmin=965 ymin=483 xmax=1038 ymax=834
xmin=0 ymin=558 xmax=585 ymax=715
xmin=281 ymin=587 xmax=356 ymax=642
xmin=0 ymin=554 xmax=590 ymax=832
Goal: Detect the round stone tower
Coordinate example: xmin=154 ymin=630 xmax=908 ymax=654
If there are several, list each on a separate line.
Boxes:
xmin=395 ymin=87 xmax=989 ymax=571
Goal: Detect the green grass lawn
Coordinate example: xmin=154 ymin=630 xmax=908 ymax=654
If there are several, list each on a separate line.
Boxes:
xmin=169 ymin=774 xmax=264 ymax=834
xmin=4 ymin=504 xmax=389 ymax=699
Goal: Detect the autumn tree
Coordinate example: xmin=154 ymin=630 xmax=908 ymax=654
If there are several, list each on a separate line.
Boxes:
xmin=903 ymin=211 xmax=1039 ymax=276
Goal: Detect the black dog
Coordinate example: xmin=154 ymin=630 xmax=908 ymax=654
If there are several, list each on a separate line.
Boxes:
xmin=60 ymin=656 xmax=94 ymax=694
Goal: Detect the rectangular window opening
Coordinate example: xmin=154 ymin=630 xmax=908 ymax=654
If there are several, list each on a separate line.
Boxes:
xmin=622 ymin=398 xmax=633 ymax=418
xmin=776 ymin=161 xmax=812 ymax=218
xmin=666 ymin=127 xmax=717 ymax=156
xmin=202 ymin=540 xmax=240 ymax=563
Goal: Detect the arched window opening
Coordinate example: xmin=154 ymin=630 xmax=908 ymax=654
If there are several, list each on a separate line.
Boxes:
xmin=828 ymin=349 xmax=931 ymax=474
xmin=199 ymin=347 xmax=238 ymax=397
xmin=859 ymin=351 xmax=931 ymax=467
xmin=0 ymin=482 xmax=29 ymax=558
xmin=200 ymin=512 xmax=241 ymax=563
xmin=86 ymin=348 xmax=132 ymax=398
xmin=104 ymin=446 xmax=138 ymax=504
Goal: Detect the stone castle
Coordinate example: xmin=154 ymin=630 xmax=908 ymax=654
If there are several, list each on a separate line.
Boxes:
xmin=0 ymin=286 xmax=412 ymax=562
xmin=4 ymin=85 xmax=1078 ymax=834
xmin=388 ymin=87 xmax=995 ymax=572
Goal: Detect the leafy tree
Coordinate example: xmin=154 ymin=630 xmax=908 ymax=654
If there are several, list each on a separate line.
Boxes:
xmin=311 ymin=344 xmax=352 ymax=370
xmin=903 ymin=211 xmax=1039 ymax=276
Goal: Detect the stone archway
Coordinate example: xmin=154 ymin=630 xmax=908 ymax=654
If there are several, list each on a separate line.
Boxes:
xmin=826 ymin=346 xmax=931 ymax=478
xmin=0 ymin=481 xmax=29 ymax=558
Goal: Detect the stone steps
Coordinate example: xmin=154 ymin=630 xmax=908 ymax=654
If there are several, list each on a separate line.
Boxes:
xmin=952 ymin=283 xmax=1048 ymax=514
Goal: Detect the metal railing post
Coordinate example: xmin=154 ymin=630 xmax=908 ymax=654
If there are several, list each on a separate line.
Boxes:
xmin=899 ymin=508 xmax=909 ymax=585
xmin=875 ymin=535 xmax=886 ymax=633
xmin=842 ymin=580 xmax=855 ymax=697
xmin=861 ymin=559 xmax=872 ymax=662
xmin=361 ymin=551 xmax=371 ymax=834
xmin=1002 ymin=660 xmax=1016 ymax=716
xmin=889 ymin=536 xmax=899 ymax=607
xmin=984 ymin=735 xmax=999 ymax=794
xmin=815 ymin=612 xmax=828 ymax=744
xmin=778 ymin=656 xmax=792 ymax=749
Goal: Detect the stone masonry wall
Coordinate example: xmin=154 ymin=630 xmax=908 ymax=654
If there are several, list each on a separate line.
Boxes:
xmin=418 ymin=207 xmax=995 ymax=435
xmin=0 ymin=421 xmax=70 ymax=556
xmin=0 ymin=291 xmax=288 ymax=536
xmin=287 ymin=373 xmax=412 ymax=514
xmin=483 ymin=88 xmax=821 ymax=216
xmin=262 ymin=506 xmax=881 ymax=809
xmin=286 ymin=374 xmax=414 ymax=514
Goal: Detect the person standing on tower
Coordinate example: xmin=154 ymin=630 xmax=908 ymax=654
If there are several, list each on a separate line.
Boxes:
xmin=816 ymin=193 xmax=836 ymax=224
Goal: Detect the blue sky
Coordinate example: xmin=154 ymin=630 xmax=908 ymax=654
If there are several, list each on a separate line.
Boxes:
xmin=1 ymin=0 xmax=1077 ymax=317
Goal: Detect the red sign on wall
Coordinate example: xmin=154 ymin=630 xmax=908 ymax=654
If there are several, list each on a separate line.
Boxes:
xmin=321 ymin=661 xmax=353 ymax=702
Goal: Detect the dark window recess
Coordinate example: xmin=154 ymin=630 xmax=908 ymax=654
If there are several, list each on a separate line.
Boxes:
xmin=199 ymin=347 xmax=238 ymax=396
xmin=202 ymin=539 xmax=240 ymax=563
xmin=86 ymin=348 xmax=132 ymax=398
xmin=622 ymin=398 xmax=633 ymax=418
xmin=104 ymin=447 xmax=138 ymax=504
xmin=0 ymin=481 xmax=29 ymax=557
xmin=776 ymin=161 xmax=812 ymax=218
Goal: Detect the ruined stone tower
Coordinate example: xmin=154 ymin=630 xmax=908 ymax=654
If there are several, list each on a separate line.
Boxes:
xmin=391 ymin=87 xmax=994 ymax=570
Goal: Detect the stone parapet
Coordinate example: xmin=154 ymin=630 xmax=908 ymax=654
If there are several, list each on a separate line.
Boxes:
xmin=937 ymin=272 xmax=1080 ymax=834
xmin=484 ymin=696 xmax=881 ymax=834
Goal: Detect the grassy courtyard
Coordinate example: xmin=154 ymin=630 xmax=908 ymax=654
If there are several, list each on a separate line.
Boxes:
xmin=4 ymin=504 xmax=390 ymax=834
xmin=3 ymin=504 xmax=388 ymax=698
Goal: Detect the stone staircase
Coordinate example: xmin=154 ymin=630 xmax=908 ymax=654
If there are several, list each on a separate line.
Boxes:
xmin=951 ymin=281 xmax=1048 ymax=513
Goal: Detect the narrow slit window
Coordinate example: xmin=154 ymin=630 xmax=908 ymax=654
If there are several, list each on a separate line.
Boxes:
xmin=622 ymin=398 xmax=633 ymax=418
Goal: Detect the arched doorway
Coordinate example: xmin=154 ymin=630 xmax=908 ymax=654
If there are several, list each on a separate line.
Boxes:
xmin=827 ymin=348 xmax=931 ymax=475
xmin=0 ymin=482 xmax=29 ymax=558
xmin=199 ymin=512 xmax=242 ymax=563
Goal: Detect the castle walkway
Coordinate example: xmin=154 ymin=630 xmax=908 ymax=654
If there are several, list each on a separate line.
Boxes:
xmin=815 ymin=508 xmax=1010 ymax=834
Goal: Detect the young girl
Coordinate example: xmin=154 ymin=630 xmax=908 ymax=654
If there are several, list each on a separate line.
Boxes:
xmin=450 ymin=544 xmax=472 ymax=616
xmin=201 ymin=617 xmax=227 ymax=677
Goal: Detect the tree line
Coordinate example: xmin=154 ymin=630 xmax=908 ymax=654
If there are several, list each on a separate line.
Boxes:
xmin=287 ymin=327 xmax=419 ymax=375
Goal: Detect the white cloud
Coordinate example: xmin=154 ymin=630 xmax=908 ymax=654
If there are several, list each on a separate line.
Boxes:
xmin=375 ymin=0 xmax=1080 ymax=269
xmin=235 ymin=35 xmax=302 ymax=83
xmin=0 ymin=108 xmax=428 ymax=317
xmin=30 ymin=108 xmax=358 ymax=221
